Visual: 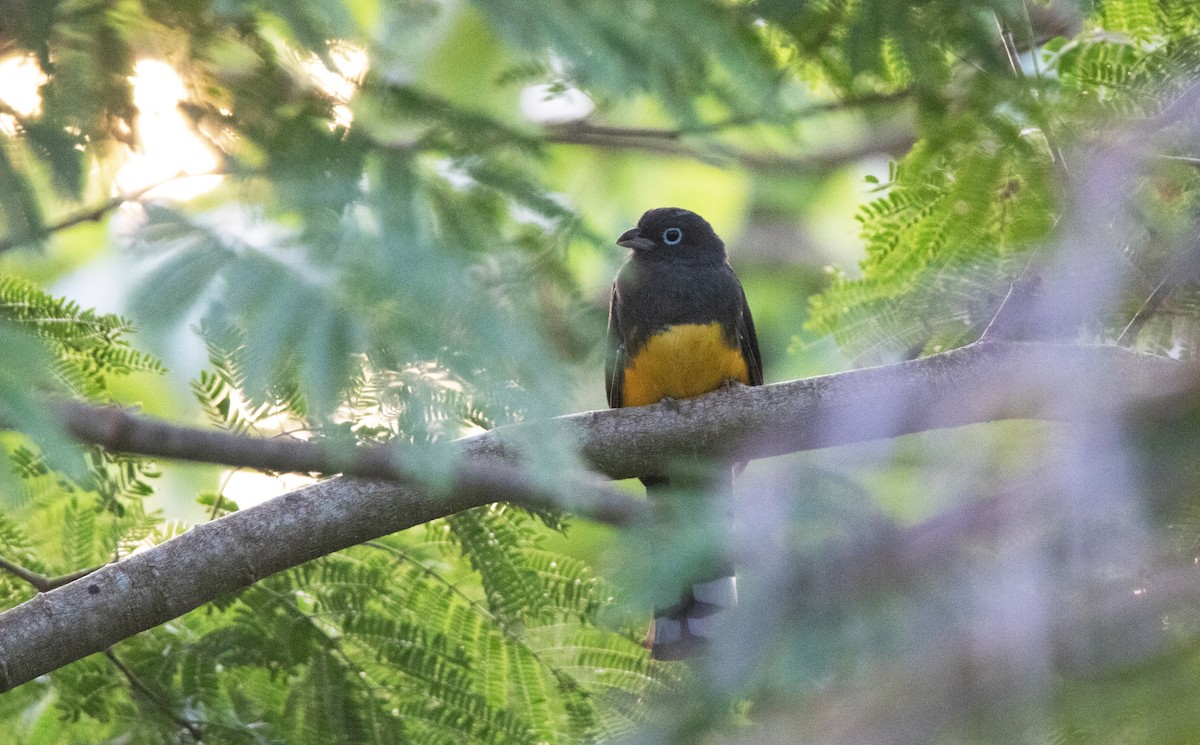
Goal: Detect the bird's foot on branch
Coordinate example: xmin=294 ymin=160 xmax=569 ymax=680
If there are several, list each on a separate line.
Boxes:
xmin=657 ymin=396 xmax=682 ymax=412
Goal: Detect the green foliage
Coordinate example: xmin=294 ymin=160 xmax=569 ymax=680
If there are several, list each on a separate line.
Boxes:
xmin=0 ymin=271 xmax=671 ymax=741
xmin=806 ymin=0 xmax=1200 ymax=362
xmin=808 ymin=126 xmax=1059 ymax=361
xmin=0 ymin=278 xmax=163 ymax=510
xmin=445 ymin=505 xmax=603 ymax=624
xmin=91 ymin=304 xmax=667 ymax=742
xmin=4 ymin=0 xmax=1200 ymax=743
xmin=470 ymin=0 xmax=779 ymax=122
xmin=32 ymin=512 xmax=673 ymax=744
xmin=0 ymin=276 xmax=165 ymax=398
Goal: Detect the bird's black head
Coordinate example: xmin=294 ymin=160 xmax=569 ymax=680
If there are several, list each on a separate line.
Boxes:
xmin=616 ymin=207 xmax=726 ymax=263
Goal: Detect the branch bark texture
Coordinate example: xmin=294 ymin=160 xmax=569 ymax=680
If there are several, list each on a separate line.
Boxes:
xmin=0 ymin=341 xmax=1187 ymax=691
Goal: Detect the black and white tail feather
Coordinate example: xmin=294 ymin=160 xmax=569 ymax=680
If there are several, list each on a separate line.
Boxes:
xmin=642 ymin=472 xmax=739 ymax=661
xmin=647 ymin=561 xmax=738 ymax=660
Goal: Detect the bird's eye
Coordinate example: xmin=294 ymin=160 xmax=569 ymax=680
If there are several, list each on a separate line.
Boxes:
xmin=662 ymin=227 xmax=683 ymax=245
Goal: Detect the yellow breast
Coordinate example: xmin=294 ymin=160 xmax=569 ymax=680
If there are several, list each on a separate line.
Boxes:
xmin=621 ymin=322 xmax=749 ymax=408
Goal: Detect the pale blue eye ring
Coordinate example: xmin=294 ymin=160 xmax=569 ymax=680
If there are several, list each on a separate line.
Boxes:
xmin=662 ymin=227 xmax=683 ymax=245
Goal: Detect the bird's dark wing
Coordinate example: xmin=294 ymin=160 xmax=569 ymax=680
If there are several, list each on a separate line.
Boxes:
xmin=737 ymin=286 xmax=763 ymax=386
xmin=605 ymin=282 xmax=625 ymax=408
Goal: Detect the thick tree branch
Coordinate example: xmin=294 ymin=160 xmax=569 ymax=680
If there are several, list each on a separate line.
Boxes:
xmin=485 ymin=340 xmax=1188 ymax=478
xmin=50 ymin=340 xmax=1185 ymax=484
xmin=0 ymin=340 xmax=1188 ymax=691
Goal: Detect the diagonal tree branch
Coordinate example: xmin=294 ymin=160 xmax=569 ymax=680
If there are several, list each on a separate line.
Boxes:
xmin=0 ymin=340 xmax=1189 ymax=691
xmin=49 ymin=400 xmax=646 ymax=526
xmin=58 ymin=340 xmax=1187 ymax=485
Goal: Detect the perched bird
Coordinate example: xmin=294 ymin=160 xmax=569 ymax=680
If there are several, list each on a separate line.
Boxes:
xmin=605 ymin=207 xmax=763 ymax=660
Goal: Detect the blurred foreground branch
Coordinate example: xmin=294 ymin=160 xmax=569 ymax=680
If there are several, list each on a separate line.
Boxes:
xmin=717 ymin=477 xmax=1199 ymax=745
xmin=0 ymin=340 xmax=1187 ymax=691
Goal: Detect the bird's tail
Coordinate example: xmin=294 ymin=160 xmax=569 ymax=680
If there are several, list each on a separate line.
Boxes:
xmin=641 ymin=473 xmax=737 ymax=661
xmin=645 ymin=562 xmax=737 ymax=660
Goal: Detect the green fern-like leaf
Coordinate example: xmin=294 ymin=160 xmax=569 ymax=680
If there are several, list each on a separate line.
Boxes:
xmin=446 ymin=506 xmax=552 ymax=624
xmin=60 ymin=499 xmax=98 ymax=573
xmin=808 ymin=121 xmax=1058 ymax=361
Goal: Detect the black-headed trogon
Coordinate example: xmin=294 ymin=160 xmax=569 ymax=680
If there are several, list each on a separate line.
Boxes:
xmin=605 ymin=207 xmax=763 ymax=660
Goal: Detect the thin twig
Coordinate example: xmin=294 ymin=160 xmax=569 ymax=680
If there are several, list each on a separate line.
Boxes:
xmin=0 ymin=171 xmax=223 ymax=255
xmin=1117 ymin=271 xmax=1179 ymax=347
xmin=544 ymin=124 xmax=916 ymax=173
xmin=560 ymin=90 xmax=915 ymax=140
xmin=995 ymin=13 xmax=1023 ymax=78
xmin=1020 ymin=0 xmax=1044 ymax=80
xmin=45 ymin=564 xmax=103 ymax=589
xmin=1156 ymin=154 xmax=1200 ymax=167
xmin=0 ymin=556 xmax=100 ymax=592
xmin=105 ymin=649 xmax=204 ymax=740
xmin=1116 ymin=230 xmax=1200 ymax=347
xmin=0 ymin=556 xmax=50 ymax=592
